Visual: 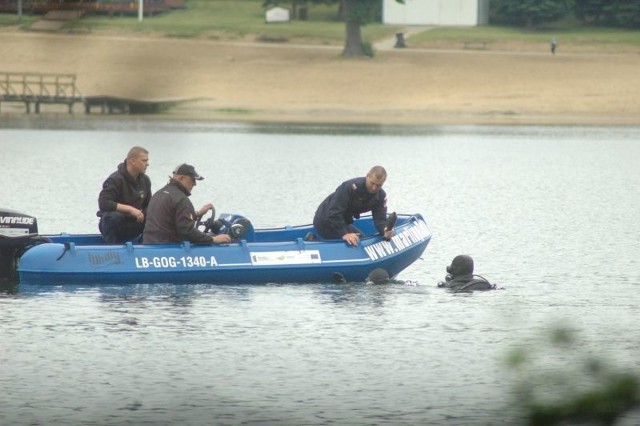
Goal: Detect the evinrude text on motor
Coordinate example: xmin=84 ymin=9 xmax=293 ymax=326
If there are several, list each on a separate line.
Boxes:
xmin=0 ymin=208 xmax=45 ymax=282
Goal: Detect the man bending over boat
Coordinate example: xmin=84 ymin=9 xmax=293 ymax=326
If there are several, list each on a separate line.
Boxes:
xmin=312 ymin=165 xmax=394 ymax=246
xmin=142 ymin=164 xmax=231 ymax=245
xmin=97 ymin=146 xmax=151 ymax=243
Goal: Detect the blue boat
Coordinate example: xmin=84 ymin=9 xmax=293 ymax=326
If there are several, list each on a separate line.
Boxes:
xmin=6 ymin=212 xmax=431 ymax=285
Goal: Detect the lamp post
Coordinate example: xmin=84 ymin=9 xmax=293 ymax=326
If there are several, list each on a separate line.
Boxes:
xmin=138 ymin=0 xmax=143 ymax=22
xmin=18 ymin=0 xmax=22 ymax=21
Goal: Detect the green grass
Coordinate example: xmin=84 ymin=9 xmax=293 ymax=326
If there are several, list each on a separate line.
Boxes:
xmin=0 ymin=13 xmax=39 ymax=29
xmin=409 ymin=22 xmax=640 ymax=52
xmin=67 ymin=0 xmax=401 ymax=45
xmin=411 ymin=25 xmax=640 ymax=45
xmin=2 ymin=0 xmax=639 ymax=52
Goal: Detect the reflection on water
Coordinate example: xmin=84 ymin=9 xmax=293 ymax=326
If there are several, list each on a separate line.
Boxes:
xmin=0 ymin=278 xmax=19 ymax=294
xmin=0 ymin=116 xmax=453 ymax=136
xmin=1 ymin=121 xmax=639 ymax=424
xmin=3 ymin=116 xmax=639 ymax=138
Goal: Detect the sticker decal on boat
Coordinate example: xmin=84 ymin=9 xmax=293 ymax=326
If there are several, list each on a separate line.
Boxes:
xmin=88 ymin=252 xmax=122 ymax=267
xmin=134 ymin=255 xmax=219 ymax=269
xmin=0 ymin=227 xmax=30 ymax=237
xmin=364 ymin=222 xmax=430 ymax=261
xmin=250 ymin=250 xmax=321 ymax=266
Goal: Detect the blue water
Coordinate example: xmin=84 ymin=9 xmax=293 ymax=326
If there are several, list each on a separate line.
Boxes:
xmin=1 ymin=120 xmax=640 ymax=425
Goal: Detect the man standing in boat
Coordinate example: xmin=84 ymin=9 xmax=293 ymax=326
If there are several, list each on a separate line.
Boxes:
xmin=97 ymin=146 xmax=151 ymax=243
xmin=312 ymin=165 xmax=394 ymax=246
xmin=143 ymin=163 xmax=231 ymax=245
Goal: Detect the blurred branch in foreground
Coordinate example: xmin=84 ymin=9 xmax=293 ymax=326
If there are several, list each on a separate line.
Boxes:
xmin=505 ymin=326 xmax=640 ymax=425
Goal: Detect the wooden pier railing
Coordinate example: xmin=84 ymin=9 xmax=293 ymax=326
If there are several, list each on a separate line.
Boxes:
xmin=0 ymin=72 xmax=84 ymax=113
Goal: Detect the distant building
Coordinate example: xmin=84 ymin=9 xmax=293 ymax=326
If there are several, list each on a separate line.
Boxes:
xmin=383 ymin=0 xmax=489 ymax=26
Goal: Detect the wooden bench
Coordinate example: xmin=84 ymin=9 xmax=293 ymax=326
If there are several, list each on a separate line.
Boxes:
xmin=463 ymin=41 xmax=487 ymax=50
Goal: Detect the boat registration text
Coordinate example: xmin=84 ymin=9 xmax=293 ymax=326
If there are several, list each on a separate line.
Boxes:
xmin=134 ymin=255 xmax=218 ymax=269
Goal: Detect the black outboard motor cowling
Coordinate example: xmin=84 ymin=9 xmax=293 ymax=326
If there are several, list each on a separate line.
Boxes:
xmin=1 ymin=208 xmax=39 ymax=282
xmin=0 ymin=208 xmax=38 ymax=237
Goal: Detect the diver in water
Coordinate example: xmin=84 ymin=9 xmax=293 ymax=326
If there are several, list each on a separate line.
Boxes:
xmin=437 ymin=255 xmax=497 ymax=292
xmin=365 ymin=268 xmax=418 ymax=285
xmin=330 ymin=268 xmax=408 ymax=285
xmin=331 ymin=269 xmax=393 ymax=284
xmin=367 ymin=268 xmax=391 ymax=284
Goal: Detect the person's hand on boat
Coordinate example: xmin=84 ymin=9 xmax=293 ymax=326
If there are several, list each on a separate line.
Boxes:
xmin=383 ymin=229 xmax=395 ymax=241
xmin=343 ymin=232 xmax=360 ymax=246
xmin=212 ymin=234 xmax=231 ymax=244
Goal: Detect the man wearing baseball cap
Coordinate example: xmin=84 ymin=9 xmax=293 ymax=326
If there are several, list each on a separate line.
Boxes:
xmin=143 ymin=163 xmax=230 ymax=245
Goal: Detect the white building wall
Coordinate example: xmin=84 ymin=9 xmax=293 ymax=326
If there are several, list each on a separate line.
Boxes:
xmin=383 ymin=0 xmax=489 ymax=26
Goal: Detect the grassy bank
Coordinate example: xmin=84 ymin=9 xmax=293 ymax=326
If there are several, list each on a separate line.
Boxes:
xmin=73 ymin=0 xmax=399 ymax=46
xmin=2 ymin=0 xmax=639 ymax=53
xmin=409 ymin=21 xmax=640 ymax=53
xmin=0 ymin=13 xmax=38 ymax=29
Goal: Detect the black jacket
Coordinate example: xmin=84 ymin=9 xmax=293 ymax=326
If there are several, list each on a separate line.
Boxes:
xmin=313 ymin=177 xmax=387 ymax=238
xmin=142 ymin=179 xmax=212 ymax=245
xmin=97 ymin=162 xmax=151 ymax=216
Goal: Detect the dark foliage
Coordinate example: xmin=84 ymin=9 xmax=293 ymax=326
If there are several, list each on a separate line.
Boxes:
xmin=490 ymin=0 xmax=573 ymax=28
xmin=574 ymin=0 xmax=640 ymax=28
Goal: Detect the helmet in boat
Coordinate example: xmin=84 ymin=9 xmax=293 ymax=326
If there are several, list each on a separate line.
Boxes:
xmin=446 ymin=255 xmax=474 ymax=277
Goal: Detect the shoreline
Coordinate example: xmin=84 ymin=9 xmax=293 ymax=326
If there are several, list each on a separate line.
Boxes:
xmin=1 ymin=31 xmax=640 ymax=126
xmin=2 ymin=110 xmax=638 ymax=129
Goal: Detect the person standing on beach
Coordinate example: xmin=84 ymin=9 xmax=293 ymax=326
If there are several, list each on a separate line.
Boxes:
xmin=97 ymin=146 xmax=151 ymax=243
xmin=312 ymin=165 xmax=394 ymax=246
xmin=143 ymin=163 xmax=231 ymax=245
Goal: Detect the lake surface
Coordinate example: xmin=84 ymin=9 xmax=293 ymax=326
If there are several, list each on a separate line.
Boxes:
xmin=1 ymin=120 xmax=639 ymax=425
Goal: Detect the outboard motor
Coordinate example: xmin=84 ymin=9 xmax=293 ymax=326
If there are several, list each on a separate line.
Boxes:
xmin=216 ymin=213 xmax=255 ymax=241
xmin=0 ymin=208 xmax=39 ymax=282
xmin=201 ymin=213 xmax=255 ymax=242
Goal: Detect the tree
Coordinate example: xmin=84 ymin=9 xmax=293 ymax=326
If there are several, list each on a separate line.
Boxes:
xmin=490 ymin=0 xmax=572 ymax=28
xmin=573 ymin=0 xmax=604 ymax=24
xmin=574 ymin=0 xmax=640 ymax=28
xmin=607 ymin=2 xmax=640 ymax=28
xmin=265 ymin=0 xmax=404 ymax=58
xmin=315 ymin=0 xmax=403 ymax=57
xmin=339 ymin=0 xmax=379 ymax=57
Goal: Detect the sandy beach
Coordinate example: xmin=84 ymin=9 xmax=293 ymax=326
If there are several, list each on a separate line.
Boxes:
xmin=1 ymin=30 xmax=639 ymax=125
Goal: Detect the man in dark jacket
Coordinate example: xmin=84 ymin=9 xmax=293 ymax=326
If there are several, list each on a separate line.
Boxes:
xmin=143 ymin=163 xmax=231 ymax=245
xmin=97 ymin=146 xmax=151 ymax=243
xmin=313 ymin=165 xmax=394 ymax=246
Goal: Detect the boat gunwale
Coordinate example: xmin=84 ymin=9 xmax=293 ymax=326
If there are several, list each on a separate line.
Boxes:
xmin=16 ymin=213 xmax=431 ymax=285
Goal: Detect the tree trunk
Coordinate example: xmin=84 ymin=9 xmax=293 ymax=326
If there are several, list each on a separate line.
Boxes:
xmin=338 ymin=1 xmax=345 ymax=20
xmin=341 ymin=0 xmax=365 ymax=57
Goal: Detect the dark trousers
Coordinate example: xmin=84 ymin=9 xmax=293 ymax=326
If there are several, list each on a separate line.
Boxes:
xmin=312 ymin=218 xmax=362 ymax=240
xmin=99 ymin=211 xmax=144 ymax=243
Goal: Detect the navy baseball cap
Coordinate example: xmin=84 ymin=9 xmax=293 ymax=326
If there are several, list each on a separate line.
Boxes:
xmin=173 ymin=163 xmax=204 ymax=180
